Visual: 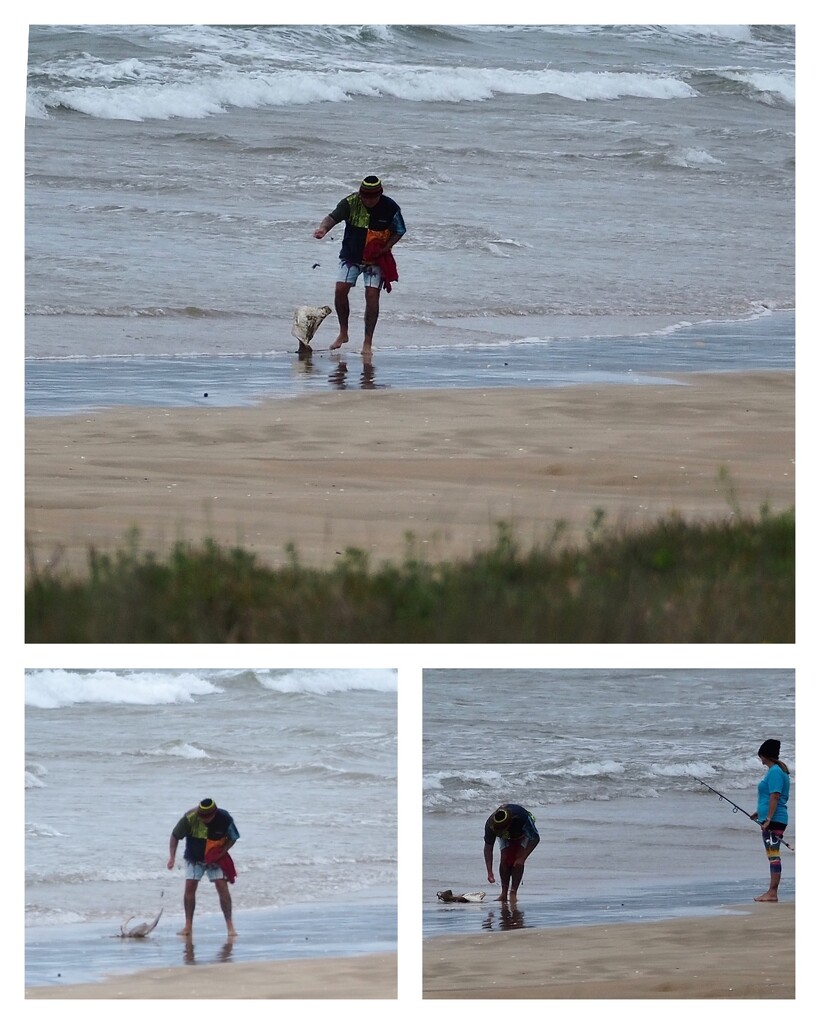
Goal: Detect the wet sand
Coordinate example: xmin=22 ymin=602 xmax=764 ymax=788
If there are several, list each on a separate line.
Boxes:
xmin=25 ymin=372 xmax=793 ymax=576
xmin=423 ymin=902 xmax=794 ymax=999
xmin=27 ymin=950 xmax=397 ymax=999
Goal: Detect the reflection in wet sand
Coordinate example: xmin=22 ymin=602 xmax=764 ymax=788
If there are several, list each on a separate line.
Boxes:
xmin=329 ymin=355 xmax=389 ymax=391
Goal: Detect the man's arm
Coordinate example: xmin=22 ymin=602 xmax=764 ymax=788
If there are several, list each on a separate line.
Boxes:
xmin=167 ymin=834 xmax=180 ymax=870
xmin=313 ymin=214 xmax=337 ymax=239
xmin=484 ymin=841 xmax=495 ymax=883
xmin=223 ymin=820 xmax=240 ymax=852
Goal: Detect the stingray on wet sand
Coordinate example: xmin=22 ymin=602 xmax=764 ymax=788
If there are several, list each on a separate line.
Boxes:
xmin=291 ymin=305 xmax=332 ymax=352
xmin=436 ymin=890 xmax=486 ymax=903
xmin=117 ymin=907 xmax=163 ymax=938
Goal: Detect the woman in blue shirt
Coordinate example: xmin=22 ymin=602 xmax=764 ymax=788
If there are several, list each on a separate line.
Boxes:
xmin=750 ymin=739 xmax=791 ymax=903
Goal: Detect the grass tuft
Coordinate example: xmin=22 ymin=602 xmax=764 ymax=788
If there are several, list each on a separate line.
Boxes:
xmin=25 ymin=508 xmax=794 ymax=643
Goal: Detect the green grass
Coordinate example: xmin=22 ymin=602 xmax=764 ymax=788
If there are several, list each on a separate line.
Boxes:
xmin=25 ymin=506 xmax=794 ymax=643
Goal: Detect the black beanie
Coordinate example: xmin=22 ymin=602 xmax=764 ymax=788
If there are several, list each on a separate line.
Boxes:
xmin=758 ymin=738 xmax=781 ymax=760
xmin=359 ymin=175 xmax=383 ymax=196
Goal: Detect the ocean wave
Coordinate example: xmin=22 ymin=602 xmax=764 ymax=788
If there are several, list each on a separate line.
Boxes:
xmin=255 ymin=668 xmax=397 ymax=696
xmin=26 ymin=822 xmax=67 ymax=837
xmin=25 ymin=304 xmax=257 ymax=320
xmin=662 ymin=147 xmax=726 ymax=169
xmin=423 ymin=753 xmax=771 ymax=813
xmin=25 ymin=770 xmax=47 ymax=790
xmin=550 ymin=758 xmax=626 ymax=778
xmin=424 ymin=769 xmax=504 ymax=791
xmin=717 ymin=70 xmax=795 ymax=106
xmin=25 ymin=669 xmax=222 ymax=709
xmin=27 ymin=22 xmax=793 ymax=123
xmin=140 ymin=742 xmax=211 ymax=760
xmin=28 ymin=65 xmax=699 ymax=122
xmin=25 ymin=906 xmax=87 ymax=926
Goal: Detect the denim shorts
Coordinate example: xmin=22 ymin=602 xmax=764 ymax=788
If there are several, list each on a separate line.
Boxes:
xmin=185 ymin=860 xmax=225 ymax=882
xmin=337 ymin=260 xmax=382 ymax=288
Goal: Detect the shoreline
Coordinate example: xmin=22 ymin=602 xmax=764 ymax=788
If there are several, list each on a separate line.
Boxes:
xmin=26 ymin=371 xmax=794 ymax=576
xmin=423 ymin=902 xmax=794 ymax=999
xmin=25 ymin=310 xmax=795 ymax=418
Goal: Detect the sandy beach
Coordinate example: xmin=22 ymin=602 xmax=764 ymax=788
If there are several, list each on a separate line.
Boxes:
xmin=25 ymin=372 xmax=793 ymax=576
xmin=25 ymin=907 xmax=794 ymax=1001
xmin=27 ymin=949 xmax=397 ymax=999
xmin=424 ymin=903 xmax=794 ymax=999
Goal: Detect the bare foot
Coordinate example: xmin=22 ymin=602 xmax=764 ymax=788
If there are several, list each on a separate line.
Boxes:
xmin=227 ymin=927 xmax=238 ymax=937
xmin=754 ymin=892 xmax=779 ymax=902
xmin=330 ymin=333 xmax=348 ymax=350
xmin=177 ymin=926 xmax=192 ymax=936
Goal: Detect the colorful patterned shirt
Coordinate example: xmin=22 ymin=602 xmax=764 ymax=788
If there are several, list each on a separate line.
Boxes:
xmin=328 ymin=193 xmax=406 ymax=265
xmin=172 ymin=807 xmax=240 ymax=863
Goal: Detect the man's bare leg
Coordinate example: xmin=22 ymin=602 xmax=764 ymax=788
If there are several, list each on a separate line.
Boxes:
xmin=178 ymin=879 xmax=198 ymax=935
xmin=508 ymin=862 xmax=525 ymax=900
xmin=363 ymin=285 xmax=380 ymax=355
xmin=496 ymin=860 xmax=511 ymax=901
xmin=331 ymin=282 xmax=351 ymax=350
xmin=215 ymin=879 xmax=238 ymax=937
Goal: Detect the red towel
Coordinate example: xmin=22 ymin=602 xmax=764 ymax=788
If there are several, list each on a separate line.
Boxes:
xmin=215 ymin=852 xmax=237 ymax=883
xmin=205 ymin=843 xmax=238 ymax=883
xmin=362 ymin=241 xmax=399 ymax=292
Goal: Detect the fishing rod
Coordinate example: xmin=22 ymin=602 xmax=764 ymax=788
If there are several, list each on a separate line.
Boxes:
xmin=692 ymin=776 xmax=794 ymax=852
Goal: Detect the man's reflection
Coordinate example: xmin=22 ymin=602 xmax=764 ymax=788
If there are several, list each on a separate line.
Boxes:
xmin=328 ymin=356 xmax=388 ymax=391
xmin=180 ymin=937 xmax=236 ymax=965
xmin=481 ymin=904 xmax=527 ymax=931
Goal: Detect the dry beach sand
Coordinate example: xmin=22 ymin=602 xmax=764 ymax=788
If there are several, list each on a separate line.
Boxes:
xmin=26 ymin=372 xmax=793 ymax=576
xmin=26 ymin=950 xmax=397 ymax=999
xmin=423 ymin=903 xmax=794 ymax=999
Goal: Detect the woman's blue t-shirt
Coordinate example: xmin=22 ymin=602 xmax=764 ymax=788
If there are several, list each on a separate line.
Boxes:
xmin=757 ymin=764 xmax=790 ymax=824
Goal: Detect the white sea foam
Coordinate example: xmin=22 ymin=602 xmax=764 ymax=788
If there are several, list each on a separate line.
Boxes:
xmin=24 ymin=669 xmax=221 ymax=708
xmin=555 ymin=759 xmax=627 ymax=778
xmin=142 ymin=742 xmax=211 ymax=760
xmin=719 ymin=70 xmax=795 ymax=105
xmin=665 ymin=147 xmax=725 ymax=168
xmin=423 ymin=769 xmax=504 ymax=791
xmin=26 ymin=822 xmax=67 ymax=838
xmin=30 ymin=66 xmax=699 ymax=122
xmin=256 ymin=668 xmax=397 ymax=695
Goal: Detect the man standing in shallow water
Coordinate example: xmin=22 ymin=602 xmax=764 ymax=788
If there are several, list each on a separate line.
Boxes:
xmin=483 ymin=803 xmax=540 ymax=902
xmin=168 ymin=798 xmax=239 ymax=937
xmin=313 ymin=175 xmax=406 ymax=357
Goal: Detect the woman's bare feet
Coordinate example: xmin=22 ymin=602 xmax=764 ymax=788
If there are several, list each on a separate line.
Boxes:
xmin=754 ymin=891 xmax=779 ymax=902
